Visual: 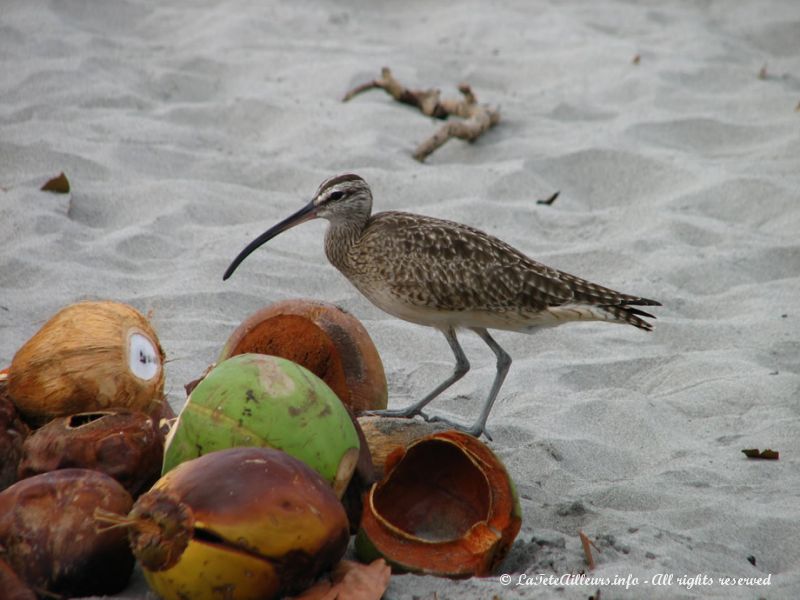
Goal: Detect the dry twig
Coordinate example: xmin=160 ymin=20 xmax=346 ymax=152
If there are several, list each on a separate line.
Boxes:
xmin=343 ymin=67 xmax=500 ymax=162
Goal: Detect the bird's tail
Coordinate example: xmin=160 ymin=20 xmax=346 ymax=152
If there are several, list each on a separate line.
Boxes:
xmin=598 ymin=298 xmax=660 ymax=331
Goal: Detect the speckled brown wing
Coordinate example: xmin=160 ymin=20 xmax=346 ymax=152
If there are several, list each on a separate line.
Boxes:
xmin=348 ymin=212 xmax=660 ymax=330
xmin=350 ymin=212 xmax=576 ymax=312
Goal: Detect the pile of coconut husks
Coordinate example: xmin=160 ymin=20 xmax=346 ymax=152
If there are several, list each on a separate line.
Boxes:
xmin=1 ymin=298 xmax=521 ymax=600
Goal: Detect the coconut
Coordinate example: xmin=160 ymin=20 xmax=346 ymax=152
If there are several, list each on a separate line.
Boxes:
xmin=216 ymin=299 xmax=387 ymax=412
xmin=356 ymin=430 xmax=522 ymax=577
xmin=164 ymin=354 xmax=361 ymax=498
xmin=18 ymin=410 xmax=163 ymax=497
xmin=0 ymin=558 xmax=36 ymax=600
xmin=7 ymin=301 xmax=165 ymax=426
xmin=0 ymin=372 xmax=29 ymax=491
xmin=0 ymin=468 xmax=134 ymax=596
xmin=97 ymin=447 xmax=350 ymax=600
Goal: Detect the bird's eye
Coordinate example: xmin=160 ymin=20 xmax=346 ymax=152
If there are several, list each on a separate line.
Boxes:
xmin=329 ymin=190 xmax=344 ymax=201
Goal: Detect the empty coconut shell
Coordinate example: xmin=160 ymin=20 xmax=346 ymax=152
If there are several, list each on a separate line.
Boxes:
xmin=18 ymin=410 xmax=163 ymax=497
xmin=356 ymin=430 xmax=521 ymax=577
xmin=7 ymin=301 xmax=165 ymax=426
xmin=357 ymin=415 xmax=452 ymax=480
xmin=0 ymin=468 xmax=134 ymax=597
xmin=102 ymin=447 xmax=350 ymax=600
xmin=218 ymin=299 xmax=387 ymax=412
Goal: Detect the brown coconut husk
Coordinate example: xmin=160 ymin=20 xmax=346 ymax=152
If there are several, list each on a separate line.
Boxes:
xmin=0 ymin=557 xmax=36 ymax=600
xmin=0 ymin=373 xmax=29 ymax=491
xmin=218 ymin=299 xmax=388 ymax=413
xmin=7 ymin=301 xmax=166 ymax=427
xmin=17 ymin=410 xmax=164 ymax=498
xmin=0 ymin=469 xmax=134 ymax=597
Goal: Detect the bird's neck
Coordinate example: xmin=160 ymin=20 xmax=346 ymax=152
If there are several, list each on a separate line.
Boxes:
xmin=324 ymin=217 xmax=366 ymax=272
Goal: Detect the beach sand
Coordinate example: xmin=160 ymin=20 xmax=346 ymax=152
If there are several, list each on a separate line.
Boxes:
xmin=2 ymin=0 xmax=799 ymax=598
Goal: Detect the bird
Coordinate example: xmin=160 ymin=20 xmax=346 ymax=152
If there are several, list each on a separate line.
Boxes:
xmin=223 ymin=173 xmax=660 ymax=439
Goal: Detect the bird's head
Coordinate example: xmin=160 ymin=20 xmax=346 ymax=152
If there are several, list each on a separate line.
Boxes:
xmin=223 ymin=173 xmax=372 ymax=280
xmin=310 ymin=173 xmax=372 ymax=223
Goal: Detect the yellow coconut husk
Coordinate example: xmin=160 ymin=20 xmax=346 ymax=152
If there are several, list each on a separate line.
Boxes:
xmin=8 ymin=301 xmax=165 ymax=426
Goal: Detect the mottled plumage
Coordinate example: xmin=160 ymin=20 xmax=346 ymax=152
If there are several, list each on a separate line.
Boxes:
xmin=333 ymin=210 xmax=657 ymax=331
xmin=224 ymin=173 xmax=661 ymax=438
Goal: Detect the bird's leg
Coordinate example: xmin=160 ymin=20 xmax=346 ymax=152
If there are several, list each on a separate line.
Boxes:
xmin=366 ymin=327 xmax=469 ymax=419
xmin=426 ymin=328 xmax=511 ymax=440
xmin=469 ymin=328 xmax=511 ymax=438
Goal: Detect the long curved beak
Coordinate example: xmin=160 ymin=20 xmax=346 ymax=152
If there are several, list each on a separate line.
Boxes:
xmin=223 ymin=200 xmax=318 ymax=280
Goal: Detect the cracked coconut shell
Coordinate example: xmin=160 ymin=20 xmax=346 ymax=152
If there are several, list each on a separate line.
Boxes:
xmin=356 ymin=430 xmax=521 ymax=578
xmin=7 ymin=301 xmax=166 ymax=426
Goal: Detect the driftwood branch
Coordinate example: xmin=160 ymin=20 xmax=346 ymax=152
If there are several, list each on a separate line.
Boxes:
xmin=342 ymin=67 xmax=448 ymax=119
xmin=343 ymin=67 xmax=500 ymax=162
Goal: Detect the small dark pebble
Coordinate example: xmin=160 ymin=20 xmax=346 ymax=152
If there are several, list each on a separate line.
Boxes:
xmin=748 ymin=555 xmax=757 ymax=566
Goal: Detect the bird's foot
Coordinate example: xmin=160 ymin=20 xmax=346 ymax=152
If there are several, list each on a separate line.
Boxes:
xmin=363 ymin=407 xmax=428 ymax=420
xmin=423 ymin=414 xmax=492 ymax=441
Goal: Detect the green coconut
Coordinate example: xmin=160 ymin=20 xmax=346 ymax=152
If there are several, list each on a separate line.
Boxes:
xmin=163 ymin=354 xmax=360 ymax=498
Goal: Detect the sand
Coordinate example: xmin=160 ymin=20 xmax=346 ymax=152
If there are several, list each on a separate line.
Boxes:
xmin=2 ymin=0 xmax=799 ymax=598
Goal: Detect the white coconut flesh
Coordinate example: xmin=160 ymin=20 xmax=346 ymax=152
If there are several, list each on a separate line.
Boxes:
xmin=128 ymin=331 xmax=161 ymax=381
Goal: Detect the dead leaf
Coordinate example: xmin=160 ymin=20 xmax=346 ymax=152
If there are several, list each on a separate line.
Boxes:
xmin=41 ymin=172 xmax=70 ymax=194
xmin=742 ymin=448 xmax=779 ymax=460
xmin=537 ymin=191 xmax=560 ymax=206
xmin=289 ymin=559 xmax=391 ymax=600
